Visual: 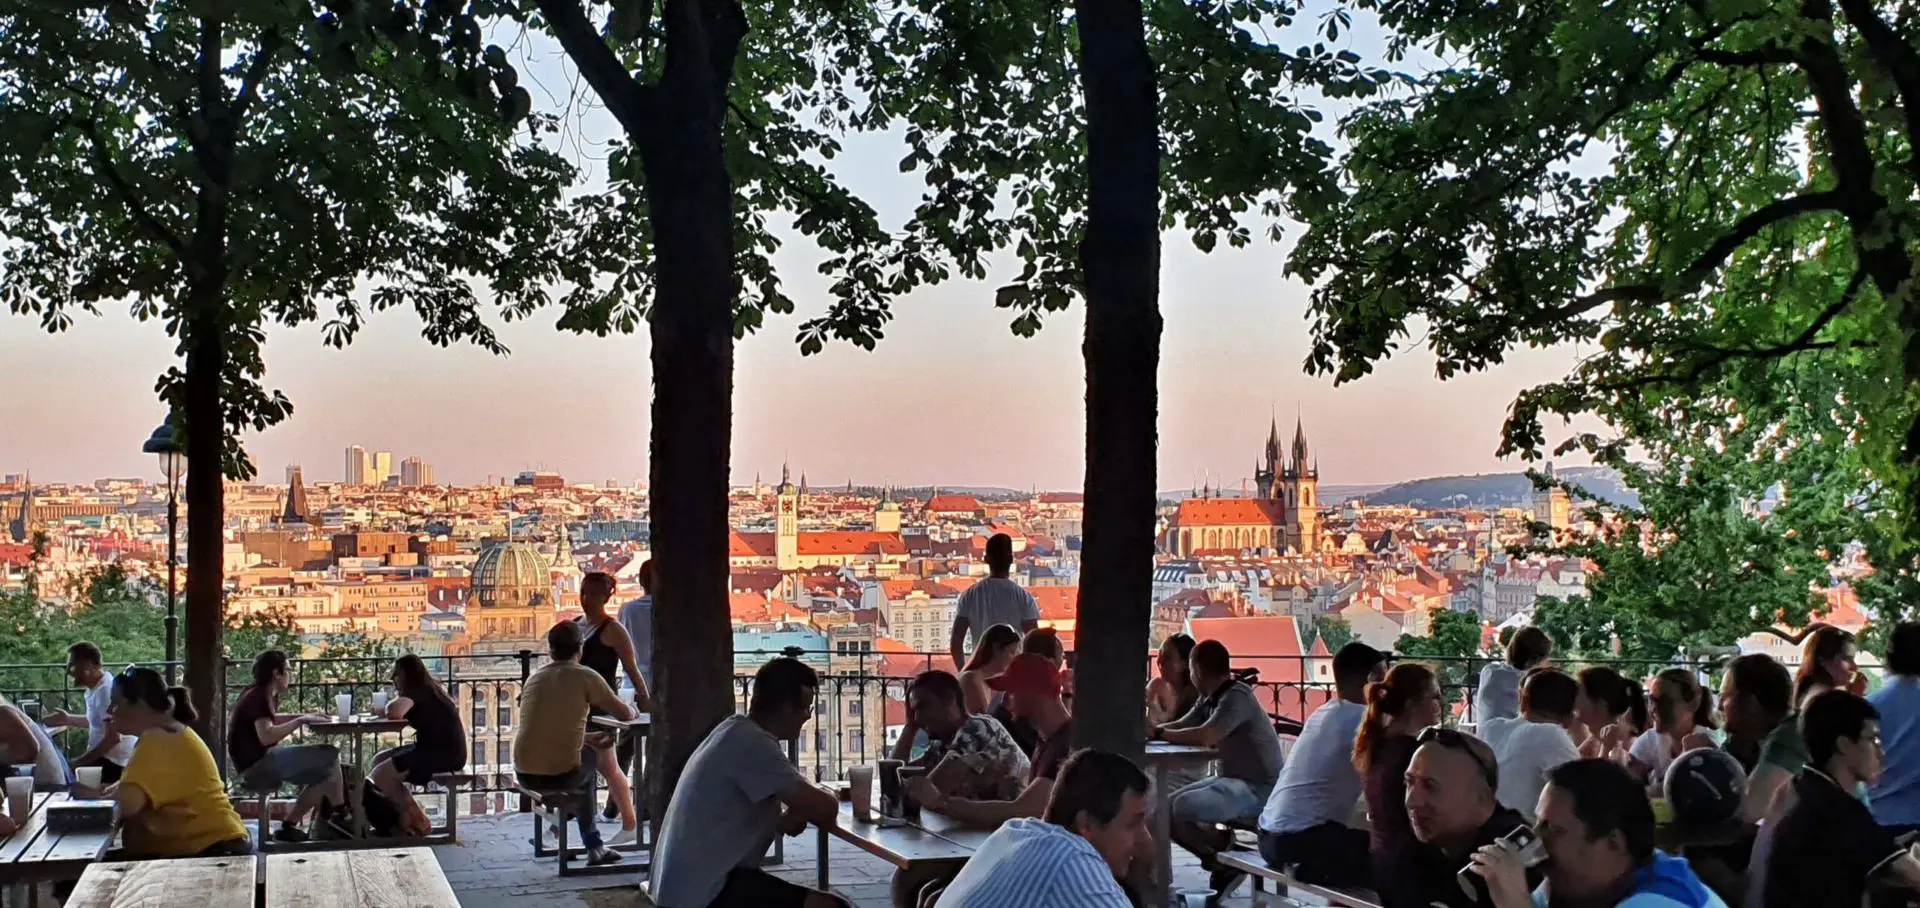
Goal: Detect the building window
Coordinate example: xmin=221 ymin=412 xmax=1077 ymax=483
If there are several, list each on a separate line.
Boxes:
xmin=471 ymin=697 xmax=486 ymax=730
xmin=848 ymin=731 xmax=865 ymax=754
xmin=815 ymin=729 xmax=828 ymax=752
xmin=847 ymin=699 xmax=862 ymax=718
xmin=498 ymin=704 xmax=512 ymax=728
xmin=471 ymin=740 xmax=484 ymax=767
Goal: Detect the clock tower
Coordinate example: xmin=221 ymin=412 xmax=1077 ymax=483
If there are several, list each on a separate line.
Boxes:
xmin=776 ymin=462 xmax=799 ymax=571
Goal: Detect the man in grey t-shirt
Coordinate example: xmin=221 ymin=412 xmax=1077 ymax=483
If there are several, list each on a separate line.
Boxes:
xmin=948 ymin=533 xmax=1041 ymax=669
xmin=649 ymin=659 xmax=847 ymax=908
xmin=1151 ymin=640 xmax=1284 ymax=895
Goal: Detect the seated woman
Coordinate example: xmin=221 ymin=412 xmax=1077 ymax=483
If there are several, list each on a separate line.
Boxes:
xmin=0 ymin=694 xmax=70 ymax=789
xmin=369 ymin=655 xmax=467 ymax=836
xmin=227 ymin=650 xmax=346 ymax=842
xmin=1146 ymin=633 xmax=1199 ymax=727
xmin=83 ymin=668 xmax=248 ymax=858
xmin=961 ymin=623 xmax=1021 ymax=715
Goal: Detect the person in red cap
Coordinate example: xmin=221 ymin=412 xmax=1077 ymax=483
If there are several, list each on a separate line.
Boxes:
xmin=910 ymin=654 xmax=1075 ymax=829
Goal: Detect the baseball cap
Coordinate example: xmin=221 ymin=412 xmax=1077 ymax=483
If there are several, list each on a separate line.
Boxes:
xmin=987 ymin=653 xmax=1062 ymax=696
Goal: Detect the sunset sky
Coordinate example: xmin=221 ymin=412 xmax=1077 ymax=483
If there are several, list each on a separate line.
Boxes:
xmin=0 ymin=28 xmax=1592 ymax=491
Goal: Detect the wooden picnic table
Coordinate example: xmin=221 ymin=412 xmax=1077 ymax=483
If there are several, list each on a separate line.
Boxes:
xmin=0 ymin=792 xmax=118 ymax=886
xmin=1144 ymin=741 xmax=1215 ymax=908
xmin=816 ymin=802 xmax=976 ymax=890
xmin=304 ymin=715 xmax=410 ymax=839
xmin=266 ymin=847 xmax=457 ymax=908
xmin=66 ymin=854 xmax=255 ymax=908
xmin=911 ymin=809 xmax=995 ymax=850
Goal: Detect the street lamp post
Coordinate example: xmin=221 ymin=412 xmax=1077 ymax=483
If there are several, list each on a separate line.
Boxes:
xmin=142 ymin=418 xmax=183 ymax=685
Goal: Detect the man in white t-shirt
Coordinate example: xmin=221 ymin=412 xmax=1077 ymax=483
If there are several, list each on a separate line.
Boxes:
xmin=1257 ymin=642 xmax=1387 ymax=888
xmin=948 ymin=534 xmax=1040 ymax=670
xmin=45 ymin=642 xmax=134 ymax=784
xmin=1486 ymin=667 xmax=1581 ymax=822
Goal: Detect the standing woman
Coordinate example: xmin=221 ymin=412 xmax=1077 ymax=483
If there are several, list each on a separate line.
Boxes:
xmin=1146 ymin=633 xmax=1200 ymax=727
xmin=1626 ymin=668 xmax=1717 ymax=785
xmin=1355 ymin=663 xmax=1444 ymax=908
xmin=96 ymin=669 xmax=250 ymax=858
xmin=959 ymin=624 xmax=1021 ymax=715
xmin=1573 ymin=666 xmax=1646 ymax=764
xmin=576 ymin=571 xmax=643 ymax=846
xmin=1794 ymin=625 xmax=1859 ymax=705
xmin=371 ymin=655 xmax=467 ymax=836
xmin=0 ymin=694 xmax=69 ymax=789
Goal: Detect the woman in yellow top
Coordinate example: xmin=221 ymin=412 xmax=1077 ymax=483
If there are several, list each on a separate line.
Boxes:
xmin=77 ymin=668 xmax=249 ymax=857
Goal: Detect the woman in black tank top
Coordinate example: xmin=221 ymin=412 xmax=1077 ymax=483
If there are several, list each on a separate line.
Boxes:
xmin=369 ymin=655 xmax=466 ymax=836
xmin=577 ymin=572 xmax=644 ymax=845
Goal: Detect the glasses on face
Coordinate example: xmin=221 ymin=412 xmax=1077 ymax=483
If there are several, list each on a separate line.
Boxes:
xmin=1417 ymin=724 xmax=1498 ymax=790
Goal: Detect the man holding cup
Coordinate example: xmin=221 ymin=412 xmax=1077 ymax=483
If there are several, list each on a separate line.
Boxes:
xmin=45 ymin=643 xmax=134 ymax=786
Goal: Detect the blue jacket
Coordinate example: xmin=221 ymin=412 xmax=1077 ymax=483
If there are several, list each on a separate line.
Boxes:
xmin=1533 ymin=852 xmax=1728 ymax=908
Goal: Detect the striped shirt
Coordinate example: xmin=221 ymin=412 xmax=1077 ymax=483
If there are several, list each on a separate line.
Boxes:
xmin=933 ymin=818 xmax=1132 ymax=908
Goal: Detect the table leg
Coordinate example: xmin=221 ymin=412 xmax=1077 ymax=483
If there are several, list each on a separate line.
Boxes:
xmin=817 ymin=824 xmax=830 ymax=891
xmin=350 ymin=734 xmax=368 ymax=839
xmin=1152 ymin=765 xmax=1174 ymax=908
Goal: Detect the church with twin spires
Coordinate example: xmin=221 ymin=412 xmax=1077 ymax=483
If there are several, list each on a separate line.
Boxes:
xmin=1163 ymin=417 xmax=1322 ymax=557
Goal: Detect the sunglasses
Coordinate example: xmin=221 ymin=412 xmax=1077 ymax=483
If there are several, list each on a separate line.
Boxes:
xmin=1417 ymin=724 xmax=1498 ymax=790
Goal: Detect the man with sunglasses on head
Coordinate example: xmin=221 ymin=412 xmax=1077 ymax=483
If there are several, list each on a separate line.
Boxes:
xmin=1396 ymin=726 xmax=1531 ymax=908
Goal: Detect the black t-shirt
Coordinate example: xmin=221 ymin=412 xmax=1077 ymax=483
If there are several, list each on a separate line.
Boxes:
xmin=1365 ymin=734 xmax=1422 ymax=904
xmin=1030 ymin=719 xmax=1074 ymax=783
xmin=1754 ymin=769 xmax=1904 ymax=908
xmin=227 ymin=686 xmax=274 ymax=772
xmin=404 ymin=688 xmax=467 ymax=763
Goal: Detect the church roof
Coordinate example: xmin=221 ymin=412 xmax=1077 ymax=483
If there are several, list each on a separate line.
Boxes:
xmin=1172 ymin=498 xmax=1285 ymax=527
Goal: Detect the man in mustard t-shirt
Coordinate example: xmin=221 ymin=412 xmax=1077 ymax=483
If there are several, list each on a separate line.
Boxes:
xmin=517 ymin=622 xmax=636 ymax=867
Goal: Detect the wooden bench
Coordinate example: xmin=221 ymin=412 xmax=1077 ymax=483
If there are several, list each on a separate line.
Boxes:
xmin=266 ymin=848 xmax=457 ymax=908
xmin=520 ymin=785 xmax=635 ymax=878
xmin=1217 ymin=851 xmax=1385 ymax=908
xmin=417 ymin=772 xmax=476 ymax=845
xmin=66 ymin=854 xmax=256 ymax=908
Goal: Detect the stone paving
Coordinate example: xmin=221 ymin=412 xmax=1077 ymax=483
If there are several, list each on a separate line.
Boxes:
xmin=435 ymin=811 xmax=1235 ymax=908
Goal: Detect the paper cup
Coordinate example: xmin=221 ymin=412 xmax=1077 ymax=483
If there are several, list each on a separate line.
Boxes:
xmin=75 ymin=767 xmax=103 ymax=790
xmin=848 ymin=765 xmax=874 ymax=822
xmin=372 ymin=691 xmax=389 ymax=712
xmin=335 ymin=694 xmax=353 ymax=719
xmin=6 ymin=776 xmax=32 ymax=823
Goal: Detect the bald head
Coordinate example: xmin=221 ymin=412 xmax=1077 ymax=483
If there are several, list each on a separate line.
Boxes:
xmin=1405 ymin=732 xmax=1499 ymax=850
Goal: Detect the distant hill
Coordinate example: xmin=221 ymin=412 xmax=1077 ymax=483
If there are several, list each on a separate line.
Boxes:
xmin=1360 ymin=466 xmax=1638 ymax=509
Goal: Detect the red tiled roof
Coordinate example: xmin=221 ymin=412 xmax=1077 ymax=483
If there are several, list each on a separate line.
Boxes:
xmin=1173 ymin=499 xmax=1285 ymax=527
xmin=731 ymin=532 xmax=775 ymax=557
xmin=730 ymin=592 xmax=772 ymax=622
xmin=799 ymin=532 xmax=907 ymax=556
xmin=880 ymin=579 xmax=916 ymax=600
xmin=1188 ymin=615 xmax=1306 ymax=685
xmin=927 ymin=495 xmax=984 ymax=513
xmin=1038 ymin=493 xmax=1084 ymax=504
xmin=1029 ymin=586 xmax=1078 ymax=621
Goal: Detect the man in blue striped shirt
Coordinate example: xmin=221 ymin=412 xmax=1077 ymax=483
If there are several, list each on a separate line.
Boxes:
xmin=934 ymin=749 xmax=1150 ymax=908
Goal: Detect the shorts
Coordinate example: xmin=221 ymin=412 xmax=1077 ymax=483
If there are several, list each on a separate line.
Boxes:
xmin=705 ymin=866 xmax=843 ymax=908
xmin=240 ymin=744 xmax=340 ymax=792
xmin=383 ymin=744 xmax=464 ymax=787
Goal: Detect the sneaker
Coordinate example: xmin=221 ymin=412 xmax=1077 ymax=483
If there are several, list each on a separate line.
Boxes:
xmin=601 ymin=801 xmax=619 ymax=821
xmin=586 ymin=846 xmax=624 ymax=867
xmin=273 ymin=824 xmax=310 ymax=844
xmin=607 ymin=827 xmax=638 ymax=848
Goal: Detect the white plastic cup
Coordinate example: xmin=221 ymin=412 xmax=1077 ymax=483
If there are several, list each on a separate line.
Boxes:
xmin=372 ymin=691 xmax=389 ymax=712
xmin=6 ymin=776 xmax=31 ymax=823
xmin=848 ymin=765 xmax=875 ymax=823
xmin=1180 ymin=890 xmax=1215 ymax=908
xmin=75 ymin=767 xmax=103 ymax=790
xmin=335 ymin=694 xmax=353 ymax=719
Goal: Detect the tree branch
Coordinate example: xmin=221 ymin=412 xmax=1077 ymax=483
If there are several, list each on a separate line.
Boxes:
xmin=1598 ymin=268 xmax=1867 ymax=394
xmin=229 ymin=33 xmax=285 ymax=125
xmin=78 ymin=119 xmax=188 ymax=261
xmin=1831 ymin=0 xmax=1920 ymax=181
xmin=535 ymin=0 xmax=655 ymax=135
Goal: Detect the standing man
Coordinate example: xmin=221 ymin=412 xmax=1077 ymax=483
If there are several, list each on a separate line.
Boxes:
xmin=1476 ymin=627 xmax=1553 ymax=724
xmin=949 ymin=534 xmax=1040 ymax=670
xmin=1151 ymin=640 xmax=1284 ymax=896
xmin=516 ymin=622 xmax=635 ymax=868
xmin=46 ymin=642 xmax=134 ymax=785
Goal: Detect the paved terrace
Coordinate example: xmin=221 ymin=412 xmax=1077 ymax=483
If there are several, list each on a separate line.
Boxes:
xmin=437 ymin=811 xmax=1228 ymax=908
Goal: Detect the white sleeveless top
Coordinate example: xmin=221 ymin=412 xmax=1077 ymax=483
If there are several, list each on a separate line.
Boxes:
xmin=4 ymin=706 xmax=69 ymax=788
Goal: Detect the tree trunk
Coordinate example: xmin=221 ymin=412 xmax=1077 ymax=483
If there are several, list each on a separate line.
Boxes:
xmin=640 ymin=0 xmax=746 ymax=826
xmin=1070 ymin=0 xmax=1162 ymax=760
xmin=181 ymin=290 xmax=227 ymax=743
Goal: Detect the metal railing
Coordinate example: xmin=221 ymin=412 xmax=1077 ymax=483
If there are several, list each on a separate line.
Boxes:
xmin=0 ymin=648 xmax=1778 ymax=818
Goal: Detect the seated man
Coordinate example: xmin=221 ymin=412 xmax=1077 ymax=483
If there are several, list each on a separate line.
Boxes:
xmin=1468 ymin=758 xmax=1726 ymax=908
xmin=514 ymin=622 xmax=635 ymax=868
xmin=1150 ymin=639 xmax=1284 ymax=894
xmin=888 ymin=670 xmax=1030 ymax=907
xmin=650 ymin=658 xmax=846 ymax=908
xmin=934 ymin=749 xmax=1151 ymax=908
xmin=1720 ymin=654 xmax=1803 ymax=823
xmin=1487 ymin=668 xmax=1581 ymax=822
xmin=912 ymin=654 xmax=1075 ymax=826
xmin=1257 ymin=642 xmax=1386 ymax=887
xmin=1393 ymin=727 xmax=1532 ymax=908
xmin=227 ymin=650 xmax=346 ymax=842
xmin=1750 ymin=690 xmax=1920 ymax=908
